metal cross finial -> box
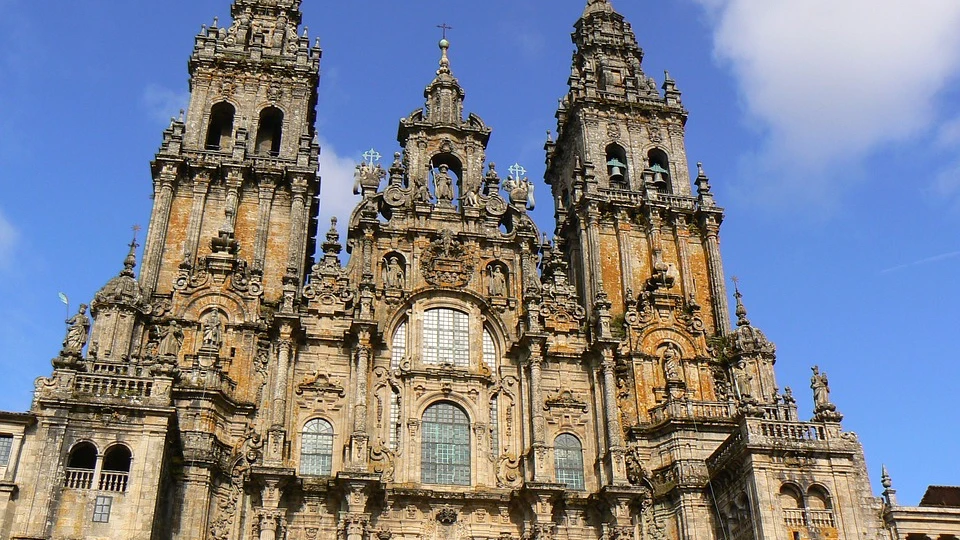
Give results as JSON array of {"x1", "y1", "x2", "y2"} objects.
[
  {"x1": 437, "y1": 23, "x2": 453, "y2": 40},
  {"x1": 131, "y1": 224, "x2": 142, "y2": 244},
  {"x1": 509, "y1": 163, "x2": 527, "y2": 179},
  {"x1": 362, "y1": 148, "x2": 382, "y2": 167}
]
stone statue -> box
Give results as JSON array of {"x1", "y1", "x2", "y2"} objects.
[
  {"x1": 202, "y1": 310, "x2": 224, "y2": 351},
  {"x1": 503, "y1": 176, "x2": 535, "y2": 210},
  {"x1": 158, "y1": 320, "x2": 184, "y2": 358},
  {"x1": 384, "y1": 256, "x2": 404, "y2": 289},
  {"x1": 62, "y1": 304, "x2": 90, "y2": 355},
  {"x1": 662, "y1": 347, "x2": 682, "y2": 383},
  {"x1": 412, "y1": 172, "x2": 431, "y2": 203},
  {"x1": 433, "y1": 164, "x2": 455, "y2": 203},
  {"x1": 811, "y1": 366, "x2": 831, "y2": 408},
  {"x1": 733, "y1": 360, "x2": 753, "y2": 399},
  {"x1": 488, "y1": 265, "x2": 507, "y2": 297}
]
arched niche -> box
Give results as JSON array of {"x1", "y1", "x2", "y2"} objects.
[{"x1": 255, "y1": 106, "x2": 284, "y2": 156}]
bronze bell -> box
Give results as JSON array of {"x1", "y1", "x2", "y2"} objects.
[{"x1": 607, "y1": 157, "x2": 626, "y2": 183}]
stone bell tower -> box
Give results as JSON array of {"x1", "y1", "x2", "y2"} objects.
[
  {"x1": 140, "y1": 0, "x2": 322, "y2": 305},
  {"x1": 546, "y1": 0, "x2": 729, "y2": 335}
]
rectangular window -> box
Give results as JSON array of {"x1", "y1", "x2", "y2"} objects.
[
  {"x1": 0, "y1": 436, "x2": 12, "y2": 467},
  {"x1": 92, "y1": 495, "x2": 112, "y2": 523}
]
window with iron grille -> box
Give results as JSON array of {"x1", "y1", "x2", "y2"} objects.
[
  {"x1": 555, "y1": 434, "x2": 585, "y2": 490},
  {"x1": 422, "y1": 308, "x2": 469, "y2": 367},
  {"x1": 391, "y1": 322, "x2": 406, "y2": 371},
  {"x1": 421, "y1": 402, "x2": 471, "y2": 486},
  {"x1": 92, "y1": 496, "x2": 112, "y2": 523},
  {"x1": 389, "y1": 390, "x2": 401, "y2": 451},
  {"x1": 301, "y1": 419, "x2": 334, "y2": 476}
]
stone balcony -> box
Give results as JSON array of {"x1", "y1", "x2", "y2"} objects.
[
  {"x1": 708, "y1": 416, "x2": 858, "y2": 472},
  {"x1": 34, "y1": 366, "x2": 173, "y2": 409}
]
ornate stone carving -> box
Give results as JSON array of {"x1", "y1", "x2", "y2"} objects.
[
  {"x1": 296, "y1": 371, "x2": 345, "y2": 398},
  {"x1": 544, "y1": 390, "x2": 588, "y2": 412},
  {"x1": 811, "y1": 365, "x2": 843, "y2": 422},
  {"x1": 497, "y1": 453, "x2": 522, "y2": 488},
  {"x1": 420, "y1": 230, "x2": 476, "y2": 288},
  {"x1": 436, "y1": 507, "x2": 459, "y2": 525}
]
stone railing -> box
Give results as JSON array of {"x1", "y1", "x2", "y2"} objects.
[
  {"x1": 783, "y1": 508, "x2": 806, "y2": 528},
  {"x1": 64, "y1": 468, "x2": 94, "y2": 490},
  {"x1": 807, "y1": 509, "x2": 836, "y2": 529},
  {"x1": 74, "y1": 374, "x2": 154, "y2": 399},
  {"x1": 647, "y1": 400, "x2": 737, "y2": 426},
  {"x1": 98, "y1": 471, "x2": 129, "y2": 493},
  {"x1": 749, "y1": 419, "x2": 827, "y2": 442},
  {"x1": 653, "y1": 193, "x2": 698, "y2": 211}
]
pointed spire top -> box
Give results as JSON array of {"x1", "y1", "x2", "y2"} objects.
[
  {"x1": 881, "y1": 464, "x2": 893, "y2": 489},
  {"x1": 733, "y1": 276, "x2": 751, "y2": 327},
  {"x1": 436, "y1": 24, "x2": 453, "y2": 75},
  {"x1": 122, "y1": 225, "x2": 141, "y2": 277}
]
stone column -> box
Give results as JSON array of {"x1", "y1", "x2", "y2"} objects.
[
  {"x1": 254, "y1": 180, "x2": 277, "y2": 270},
  {"x1": 285, "y1": 177, "x2": 309, "y2": 277},
  {"x1": 600, "y1": 352, "x2": 627, "y2": 483},
  {"x1": 702, "y1": 215, "x2": 731, "y2": 333},
  {"x1": 222, "y1": 171, "x2": 242, "y2": 233},
  {"x1": 674, "y1": 215, "x2": 696, "y2": 298},
  {"x1": 141, "y1": 166, "x2": 177, "y2": 295},
  {"x1": 528, "y1": 347, "x2": 547, "y2": 480},
  {"x1": 353, "y1": 345, "x2": 371, "y2": 433},
  {"x1": 271, "y1": 338, "x2": 293, "y2": 428},
  {"x1": 183, "y1": 170, "x2": 212, "y2": 263}
]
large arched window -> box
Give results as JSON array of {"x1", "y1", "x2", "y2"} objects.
[
  {"x1": 205, "y1": 102, "x2": 235, "y2": 151},
  {"x1": 421, "y1": 402, "x2": 470, "y2": 486},
  {"x1": 422, "y1": 308, "x2": 469, "y2": 367},
  {"x1": 65, "y1": 441, "x2": 98, "y2": 489},
  {"x1": 255, "y1": 107, "x2": 284, "y2": 156},
  {"x1": 301, "y1": 419, "x2": 334, "y2": 476},
  {"x1": 100, "y1": 445, "x2": 131, "y2": 492},
  {"x1": 554, "y1": 434, "x2": 585, "y2": 490}
]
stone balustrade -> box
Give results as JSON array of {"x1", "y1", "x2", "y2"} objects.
[
  {"x1": 98, "y1": 471, "x2": 129, "y2": 493},
  {"x1": 64, "y1": 468, "x2": 94, "y2": 490}
]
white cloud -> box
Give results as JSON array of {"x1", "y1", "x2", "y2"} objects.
[
  {"x1": 142, "y1": 84, "x2": 190, "y2": 125},
  {"x1": 0, "y1": 208, "x2": 18, "y2": 268},
  {"x1": 317, "y1": 140, "x2": 361, "y2": 243},
  {"x1": 696, "y1": 0, "x2": 960, "y2": 205}
]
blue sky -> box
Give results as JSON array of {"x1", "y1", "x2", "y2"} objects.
[{"x1": 1, "y1": 0, "x2": 959, "y2": 504}]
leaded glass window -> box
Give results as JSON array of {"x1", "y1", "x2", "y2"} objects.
[
  {"x1": 482, "y1": 329, "x2": 496, "y2": 370},
  {"x1": 421, "y1": 402, "x2": 471, "y2": 486},
  {"x1": 391, "y1": 322, "x2": 406, "y2": 371},
  {"x1": 389, "y1": 390, "x2": 401, "y2": 451},
  {"x1": 422, "y1": 308, "x2": 469, "y2": 367},
  {"x1": 301, "y1": 419, "x2": 334, "y2": 476},
  {"x1": 555, "y1": 434, "x2": 585, "y2": 490},
  {"x1": 0, "y1": 436, "x2": 12, "y2": 467}
]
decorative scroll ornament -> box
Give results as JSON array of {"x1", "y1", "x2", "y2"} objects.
[
  {"x1": 544, "y1": 390, "x2": 588, "y2": 412},
  {"x1": 420, "y1": 230, "x2": 476, "y2": 288}
]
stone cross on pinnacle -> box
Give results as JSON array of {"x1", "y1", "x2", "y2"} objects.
[
  {"x1": 509, "y1": 163, "x2": 527, "y2": 179},
  {"x1": 362, "y1": 149, "x2": 382, "y2": 166}
]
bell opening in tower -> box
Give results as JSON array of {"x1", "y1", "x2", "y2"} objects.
[
  {"x1": 605, "y1": 143, "x2": 629, "y2": 188},
  {"x1": 205, "y1": 102, "x2": 235, "y2": 151},
  {"x1": 255, "y1": 106, "x2": 284, "y2": 157},
  {"x1": 648, "y1": 148, "x2": 671, "y2": 193}
]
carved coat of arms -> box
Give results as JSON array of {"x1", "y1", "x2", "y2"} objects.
[{"x1": 420, "y1": 231, "x2": 476, "y2": 288}]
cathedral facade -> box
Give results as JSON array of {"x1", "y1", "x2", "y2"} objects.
[{"x1": 0, "y1": 1, "x2": 957, "y2": 539}]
